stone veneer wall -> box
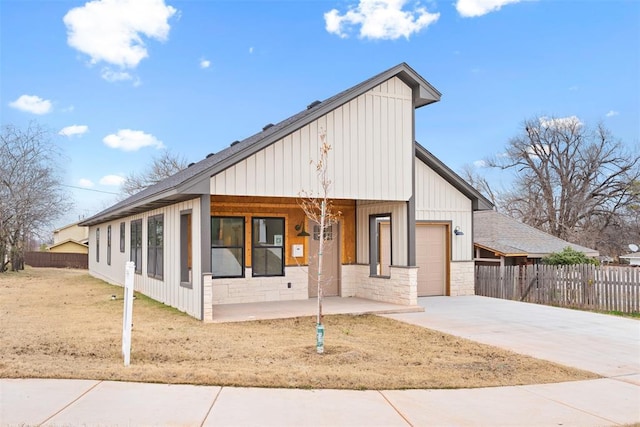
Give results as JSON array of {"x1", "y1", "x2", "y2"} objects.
[
  {"x1": 202, "y1": 263, "x2": 421, "y2": 321},
  {"x1": 211, "y1": 267, "x2": 309, "y2": 305},
  {"x1": 450, "y1": 261, "x2": 475, "y2": 296},
  {"x1": 343, "y1": 264, "x2": 417, "y2": 306}
]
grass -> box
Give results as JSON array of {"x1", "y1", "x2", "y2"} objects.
[{"x1": 0, "y1": 267, "x2": 599, "y2": 390}]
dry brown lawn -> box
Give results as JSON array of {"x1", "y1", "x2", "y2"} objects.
[{"x1": 0, "y1": 267, "x2": 599, "y2": 390}]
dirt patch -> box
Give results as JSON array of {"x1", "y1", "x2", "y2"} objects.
[{"x1": 0, "y1": 267, "x2": 599, "y2": 389}]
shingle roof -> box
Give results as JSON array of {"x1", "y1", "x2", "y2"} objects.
[
  {"x1": 474, "y1": 210, "x2": 599, "y2": 258},
  {"x1": 80, "y1": 63, "x2": 442, "y2": 226}
]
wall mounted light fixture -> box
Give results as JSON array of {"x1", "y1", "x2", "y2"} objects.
[
  {"x1": 295, "y1": 222, "x2": 310, "y2": 237},
  {"x1": 454, "y1": 226, "x2": 464, "y2": 236}
]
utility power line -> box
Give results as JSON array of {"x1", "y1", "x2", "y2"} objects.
[{"x1": 60, "y1": 184, "x2": 120, "y2": 195}]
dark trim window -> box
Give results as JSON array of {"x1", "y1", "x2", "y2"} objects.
[
  {"x1": 147, "y1": 214, "x2": 164, "y2": 280},
  {"x1": 180, "y1": 210, "x2": 192, "y2": 286},
  {"x1": 211, "y1": 216, "x2": 244, "y2": 278},
  {"x1": 252, "y1": 217, "x2": 285, "y2": 277},
  {"x1": 95, "y1": 228, "x2": 100, "y2": 263},
  {"x1": 369, "y1": 214, "x2": 392, "y2": 277},
  {"x1": 107, "y1": 225, "x2": 111, "y2": 266},
  {"x1": 130, "y1": 219, "x2": 142, "y2": 274},
  {"x1": 119, "y1": 222, "x2": 125, "y2": 253}
]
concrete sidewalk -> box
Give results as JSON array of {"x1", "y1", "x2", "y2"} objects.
[
  {"x1": 2, "y1": 377, "x2": 639, "y2": 426},
  {"x1": 2, "y1": 296, "x2": 639, "y2": 426}
]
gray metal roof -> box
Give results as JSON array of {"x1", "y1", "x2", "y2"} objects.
[
  {"x1": 79, "y1": 63, "x2": 444, "y2": 226},
  {"x1": 474, "y1": 210, "x2": 599, "y2": 258}
]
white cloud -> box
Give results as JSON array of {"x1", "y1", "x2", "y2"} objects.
[
  {"x1": 9, "y1": 95, "x2": 52, "y2": 114},
  {"x1": 324, "y1": 0, "x2": 440, "y2": 40},
  {"x1": 605, "y1": 110, "x2": 619, "y2": 117},
  {"x1": 539, "y1": 115, "x2": 583, "y2": 130},
  {"x1": 59, "y1": 125, "x2": 89, "y2": 137},
  {"x1": 568, "y1": 85, "x2": 579, "y2": 91},
  {"x1": 526, "y1": 143, "x2": 550, "y2": 158},
  {"x1": 101, "y1": 68, "x2": 134, "y2": 82},
  {"x1": 455, "y1": 0, "x2": 522, "y2": 18},
  {"x1": 78, "y1": 178, "x2": 94, "y2": 188},
  {"x1": 63, "y1": 0, "x2": 177, "y2": 70},
  {"x1": 200, "y1": 58, "x2": 211, "y2": 69},
  {"x1": 249, "y1": 47, "x2": 254, "y2": 54},
  {"x1": 473, "y1": 159, "x2": 487, "y2": 168},
  {"x1": 99, "y1": 174, "x2": 126, "y2": 186},
  {"x1": 103, "y1": 129, "x2": 164, "y2": 151}
]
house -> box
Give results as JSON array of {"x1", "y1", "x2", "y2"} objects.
[
  {"x1": 79, "y1": 63, "x2": 492, "y2": 321},
  {"x1": 47, "y1": 222, "x2": 89, "y2": 254},
  {"x1": 619, "y1": 252, "x2": 640, "y2": 266},
  {"x1": 474, "y1": 210, "x2": 599, "y2": 266}
]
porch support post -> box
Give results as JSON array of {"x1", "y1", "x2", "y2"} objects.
[
  {"x1": 407, "y1": 195, "x2": 416, "y2": 266},
  {"x1": 200, "y1": 194, "x2": 211, "y2": 321}
]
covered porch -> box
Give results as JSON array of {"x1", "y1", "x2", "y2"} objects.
[{"x1": 207, "y1": 296, "x2": 424, "y2": 323}]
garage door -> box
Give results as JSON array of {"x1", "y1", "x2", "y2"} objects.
[{"x1": 416, "y1": 224, "x2": 448, "y2": 296}]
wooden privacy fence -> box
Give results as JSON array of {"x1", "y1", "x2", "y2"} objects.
[
  {"x1": 24, "y1": 252, "x2": 88, "y2": 269},
  {"x1": 476, "y1": 264, "x2": 640, "y2": 314}
]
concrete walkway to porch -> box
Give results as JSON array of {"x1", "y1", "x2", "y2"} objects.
[{"x1": 210, "y1": 296, "x2": 424, "y2": 322}]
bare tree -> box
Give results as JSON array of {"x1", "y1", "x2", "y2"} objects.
[
  {"x1": 460, "y1": 163, "x2": 500, "y2": 207},
  {"x1": 121, "y1": 150, "x2": 188, "y2": 196},
  {"x1": 487, "y1": 116, "x2": 640, "y2": 256},
  {"x1": 0, "y1": 122, "x2": 72, "y2": 271},
  {"x1": 298, "y1": 132, "x2": 341, "y2": 354}
]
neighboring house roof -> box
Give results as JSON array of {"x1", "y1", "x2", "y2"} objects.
[
  {"x1": 47, "y1": 239, "x2": 89, "y2": 253},
  {"x1": 474, "y1": 210, "x2": 599, "y2": 258},
  {"x1": 620, "y1": 252, "x2": 640, "y2": 260},
  {"x1": 79, "y1": 63, "x2": 448, "y2": 227}
]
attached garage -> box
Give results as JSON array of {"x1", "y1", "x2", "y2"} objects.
[{"x1": 415, "y1": 223, "x2": 450, "y2": 297}]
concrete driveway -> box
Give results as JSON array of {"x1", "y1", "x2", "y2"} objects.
[{"x1": 386, "y1": 295, "x2": 640, "y2": 382}]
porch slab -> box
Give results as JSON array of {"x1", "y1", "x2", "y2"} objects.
[{"x1": 209, "y1": 296, "x2": 424, "y2": 323}]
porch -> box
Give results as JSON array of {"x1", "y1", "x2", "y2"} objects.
[{"x1": 207, "y1": 296, "x2": 424, "y2": 323}]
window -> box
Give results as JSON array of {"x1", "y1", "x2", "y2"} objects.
[
  {"x1": 107, "y1": 225, "x2": 111, "y2": 266},
  {"x1": 369, "y1": 214, "x2": 391, "y2": 277},
  {"x1": 252, "y1": 217, "x2": 284, "y2": 277},
  {"x1": 147, "y1": 214, "x2": 164, "y2": 280},
  {"x1": 130, "y1": 219, "x2": 142, "y2": 274},
  {"x1": 119, "y1": 222, "x2": 125, "y2": 253},
  {"x1": 95, "y1": 228, "x2": 100, "y2": 263},
  {"x1": 180, "y1": 211, "x2": 192, "y2": 285},
  {"x1": 211, "y1": 217, "x2": 244, "y2": 278}
]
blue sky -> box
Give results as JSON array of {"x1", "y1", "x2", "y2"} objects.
[{"x1": 1, "y1": 0, "x2": 639, "y2": 231}]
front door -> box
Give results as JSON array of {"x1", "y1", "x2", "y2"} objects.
[{"x1": 308, "y1": 220, "x2": 340, "y2": 297}]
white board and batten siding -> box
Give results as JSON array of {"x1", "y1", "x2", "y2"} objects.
[
  {"x1": 414, "y1": 158, "x2": 473, "y2": 262},
  {"x1": 356, "y1": 200, "x2": 408, "y2": 266},
  {"x1": 87, "y1": 198, "x2": 203, "y2": 319},
  {"x1": 211, "y1": 77, "x2": 414, "y2": 202}
]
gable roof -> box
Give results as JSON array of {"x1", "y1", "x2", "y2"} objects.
[
  {"x1": 80, "y1": 63, "x2": 442, "y2": 227},
  {"x1": 474, "y1": 210, "x2": 599, "y2": 258},
  {"x1": 47, "y1": 239, "x2": 89, "y2": 250},
  {"x1": 415, "y1": 143, "x2": 493, "y2": 211}
]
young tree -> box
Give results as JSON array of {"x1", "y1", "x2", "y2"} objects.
[
  {"x1": 121, "y1": 150, "x2": 188, "y2": 196},
  {"x1": 487, "y1": 116, "x2": 640, "y2": 255},
  {"x1": 0, "y1": 122, "x2": 72, "y2": 271},
  {"x1": 298, "y1": 132, "x2": 341, "y2": 354}
]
